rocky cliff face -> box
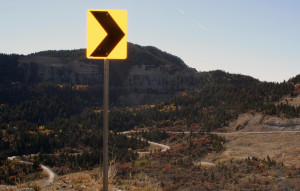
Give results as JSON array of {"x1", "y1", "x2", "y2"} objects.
[
  {"x1": 227, "y1": 112, "x2": 300, "y2": 132},
  {"x1": 123, "y1": 65, "x2": 202, "y2": 92},
  {"x1": 15, "y1": 43, "x2": 260, "y2": 105},
  {"x1": 18, "y1": 56, "x2": 103, "y2": 85},
  {"x1": 16, "y1": 43, "x2": 205, "y2": 105}
]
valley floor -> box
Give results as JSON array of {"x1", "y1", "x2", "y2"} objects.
[{"x1": 2, "y1": 112, "x2": 300, "y2": 191}]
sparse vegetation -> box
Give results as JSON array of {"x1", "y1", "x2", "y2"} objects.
[
  {"x1": 0, "y1": 159, "x2": 44, "y2": 185},
  {"x1": 0, "y1": 49, "x2": 299, "y2": 189},
  {"x1": 123, "y1": 153, "x2": 300, "y2": 190}
]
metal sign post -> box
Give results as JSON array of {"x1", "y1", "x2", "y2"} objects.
[{"x1": 103, "y1": 59, "x2": 109, "y2": 191}]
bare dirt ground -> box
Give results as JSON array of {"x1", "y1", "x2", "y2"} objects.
[
  {"x1": 202, "y1": 112, "x2": 300, "y2": 168},
  {"x1": 280, "y1": 84, "x2": 300, "y2": 107},
  {"x1": 280, "y1": 94, "x2": 300, "y2": 107}
]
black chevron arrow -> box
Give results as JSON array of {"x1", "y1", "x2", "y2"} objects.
[{"x1": 91, "y1": 11, "x2": 125, "y2": 57}]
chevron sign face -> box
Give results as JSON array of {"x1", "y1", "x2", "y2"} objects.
[{"x1": 87, "y1": 10, "x2": 127, "y2": 59}]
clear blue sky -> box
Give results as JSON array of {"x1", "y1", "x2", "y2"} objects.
[{"x1": 0, "y1": 0, "x2": 299, "y2": 82}]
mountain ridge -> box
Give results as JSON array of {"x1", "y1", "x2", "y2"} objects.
[{"x1": 1, "y1": 43, "x2": 298, "y2": 106}]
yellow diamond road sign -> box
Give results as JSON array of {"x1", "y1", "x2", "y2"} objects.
[{"x1": 87, "y1": 10, "x2": 127, "y2": 59}]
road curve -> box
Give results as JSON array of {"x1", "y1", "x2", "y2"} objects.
[
  {"x1": 41, "y1": 165, "x2": 55, "y2": 183},
  {"x1": 119, "y1": 131, "x2": 171, "y2": 153},
  {"x1": 148, "y1": 140, "x2": 170, "y2": 152},
  {"x1": 7, "y1": 156, "x2": 55, "y2": 183},
  {"x1": 137, "y1": 140, "x2": 171, "y2": 154}
]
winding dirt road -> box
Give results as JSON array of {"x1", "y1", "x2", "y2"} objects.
[
  {"x1": 41, "y1": 165, "x2": 55, "y2": 183},
  {"x1": 120, "y1": 131, "x2": 171, "y2": 154},
  {"x1": 7, "y1": 156, "x2": 56, "y2": 183}
]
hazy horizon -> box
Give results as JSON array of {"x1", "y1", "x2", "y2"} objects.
[
  {"x1": 1, "y1": 0, "x2": 299, "y2": 82},
  {"x1": 1, "y1": 43, "x2": 297, "y2": 84}
]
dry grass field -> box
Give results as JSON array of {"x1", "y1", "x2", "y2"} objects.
[{"x1": 202, "y1": 112, "x2": 300, "y2": 168}]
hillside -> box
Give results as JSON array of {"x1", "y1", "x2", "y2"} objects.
[
  {"x1": 24, "y1": 43, "x2": 189, "y2": 85},
  {"x1": 197, "y1": 112, "x2": 300, "y2": 167},
  {"x1": 2, "y1": 43, "x2": 263, "y2": 106},
  {"x1": 8, "y1": 43, "x2": 194, "y2": 105},
  {"x1": 1, "y1": 44, "x2": 300, "y2": 190}
]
